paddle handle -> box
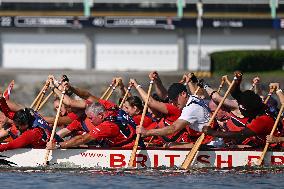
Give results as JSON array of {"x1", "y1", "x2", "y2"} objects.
[
  {"x1": 257, "y1": 104, "x2": 284, "y2": 166},
  {"x1": 100, "y1": 84, "x2": 112, "y2": 99},
  {"x1": 128, "y1": 80, "x2": 153, "y2": 167},
  {"x1": 105, "y1": 81, "x2": 119, "y2": 101},
  {"x1": 194, "y1": 86, "x2": 200, "y2": 95},
  {"x1": 30, "y1": 83, "x2": 48, "y2": 109},
  {"x1": 264, "y1": 94, "x2": 272, "y2": 105},
  {"x1": 34, "y1": 83, "x2": 50, "y2": 111},
  {"x1": 38, "y1": 91, "x2": 54, "y2": 111},
  {"x1": 34, "y1": 92, "x2": 45, "y2": 111},
  {"x1": 217, "y1": 80, "x2": 225, "y2": 93},
  {"x1": 119, "y1": 86, "x2": 131, "y2": 109},
  {"x1": 44, "y1": 89, "x2": 66, "y2": 165},
  {"x1": 264, "y1": 87, "x2": 276, "y2": 105},
  {"x1": 181, "y1": 78, "x2": 236, "y2": 169}
]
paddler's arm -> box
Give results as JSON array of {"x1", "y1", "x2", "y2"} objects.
[
  {"x1": 203, "y1": 126, "x2": 255, "y2": 140},
  {"x1": 149, "y1": 71, "x2": 168, "y2": 100},
  {"x1": 0, "y1": 129, "x2": 41, "y2": 152},
  {"x1": 266, "y1": 135, "x2": 284, "y2": 143},
  {"x1": 270, "y1": 83, "x2": 284, "y2": 105},
  {"x1": 5, "y1": 100, "x2": 24, "y2": 112},
  {"x1": 56, "y1": 128, "x2": 72, "y2": 138},
  {"x1": 136, "y1": 119, "x2": 188, "y2": 137},
  {"x1": 69, "y1": 86, "x2": 100, "y2": 102},
  {"x1": 46, "y1": 133, "x2": 93, "y2": 149},
  {"x1": 203, "y1": 84, "x2": 239, "y2": 111},
  {"x1": 52, "y1": 86, "x2": 87, "y2": 109},
  {"x1": 44, "y1": 116, "x2": 73, "y2": 126},
  {"x1": 130, "y1": 78, "x2": 169, "y2": 114}
]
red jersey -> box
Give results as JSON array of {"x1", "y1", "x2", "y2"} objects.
[
  {"x1": 224, "y1": 112, "x2": 249, "y2": 132},
  {"x1": 89, "y1": 119, "x2": 135, "y2": 147},
  {"x1": 0, "y1": 128, "x2": 46, "y2": 152},
  {"x1": 147, "y1": 103, "x2": 181, "y2": 129},
  {"x1": 242, "y1": 114, "x2": 275, "y2": 146},
  {"x1": 67, "y1": 112, "x2": 81, "y2": 121},
  {"x1": 132, "y1": 114, "x2": 153, "y2": 129},
  {"x1": 247, "y1": 115, "x2": 274, "y2": 136},
  {"x1": 146, "y1": 103, "x2": 190, "y2": 144},
  {"x1": 66, "y1": 118, "x2": 95, "y2": 134},
  {"x1": 3, "y1": 123, "x2": 20, "y2": 142},
  {"x1": 0, "y1": 97, "x2": 15, "y2": 119}
]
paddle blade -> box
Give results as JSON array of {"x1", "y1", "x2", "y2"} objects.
[{"x1": 181, "y1": 133, "x2": 205, "y2": 169}]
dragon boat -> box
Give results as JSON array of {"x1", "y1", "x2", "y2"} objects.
[{"x1": 1, "y1": 147, "x2": 284, "y2": 169}]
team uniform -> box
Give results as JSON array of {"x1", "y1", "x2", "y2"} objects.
[
  {"x1": 0, "y1": 97, "x2": 19, "y2": 140},
  {"x1": 145, "y1": 103, "x2": 190, "y2": 145},
  {"x1": 82, "y1": 99, "x2": 139, "y2": 147},
  {"x1": 0, "y1": 127, "x2": 48, "y2": 152},
  {"x1": 178, "y1": 95, "x2": 213, "y2": 144},
  {"x1": 0, "y1": 97, "x2": 62, "y2": 152},
  {"x1": 241, "y1": 114, "x2": 275, "y2": 147},
  {"x1": 132, "y1": 114, "x2": 153, "y2": 129}
]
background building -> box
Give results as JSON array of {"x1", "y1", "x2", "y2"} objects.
[{"x1": 0, "y1": 0, "x2": 283, "y2": 72}]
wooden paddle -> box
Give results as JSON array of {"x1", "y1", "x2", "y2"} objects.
[
  {"x1": 194, "y1": 86, "x2": 200, "y2": 96},
  {"x1": 44, "y1": 89, "x2": 66, "y2": 165},
  {"x1": 34, "y1": 85, "x2": 48, "y2": 111},
  {"x1": 100, "y1": 84, "x2": 113, "y2": 99},
  {"x1": 37, "y1": 91, "x2": 54, "y2": 111},
  {"x1": 217, "y1": 76, "x2": 227, "y2": 93},
  {"x1": 264, "y1": 87, "x2": 276, "y2": 105},
  {"x1": 30, "y1": 81, "x2": 49, "y2": 109},
  {"x1": 128, "y1": 80, "x2": 154, "y2": 168},
  {"x1": 119, "y1": 85, "x2": 132, "y2": 109},
  {"x1": 256, "y1": 104, "x2": 284, "y2": 166},
  {"x1": 105, "y1": 79, "x2": 119, "y2": 101},
  {"x1": 181, "y1": 78, "x2": 236, "y2": 169}
]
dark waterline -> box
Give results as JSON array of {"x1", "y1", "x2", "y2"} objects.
[{"x1": 1, "y1": 169, "x2": 284, "y2": 189}]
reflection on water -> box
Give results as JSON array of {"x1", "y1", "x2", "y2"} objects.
[{"x1": 1, "y1": 167, "x2": 284, "y2": 189}]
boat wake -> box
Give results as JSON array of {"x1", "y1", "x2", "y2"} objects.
[{"x1": 1, "y1": 164, "x2": 284, "y2": 176}]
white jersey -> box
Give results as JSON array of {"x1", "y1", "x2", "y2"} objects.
[{"x1": 178, "y1": 95, "x2": 210, "y2": 132}]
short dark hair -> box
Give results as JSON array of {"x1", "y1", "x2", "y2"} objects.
[
  {"x1": 167, "y1": 83, "x2": 188, "y2": 101},
  {"x1": 13, "y1": 108, "x2": 35, "y2": 128},
  {"x1": 126, "y1": 96, "x2": 143, "y2": 111},
  {"x1": 239, "y1": 90, "x2": 264, "y2": 112}
]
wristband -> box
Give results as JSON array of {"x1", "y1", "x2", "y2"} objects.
[
  {"x1": 183, "y1": 82, "x2": 188, "y2": 86},
  {"x1": 136, "y1": 85, "x2": 142, "y2": 89}
]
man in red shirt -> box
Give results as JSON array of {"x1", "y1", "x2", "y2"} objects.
[{"x1": 46, "y1": 101, "x2": 138, "y2": 149}]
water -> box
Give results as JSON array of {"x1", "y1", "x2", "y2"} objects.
[{"x1": 1, "y1": 168, "x2": 284, "y2": 189}]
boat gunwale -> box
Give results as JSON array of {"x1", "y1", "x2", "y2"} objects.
[{"x1": 25, "y1": 146, "x2": 284, "y2": 152}]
